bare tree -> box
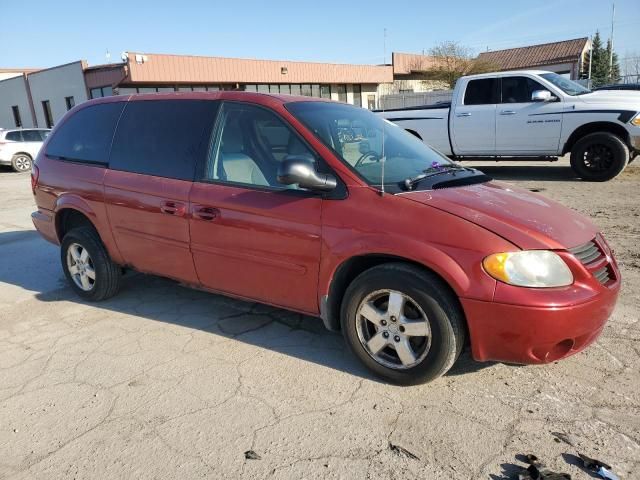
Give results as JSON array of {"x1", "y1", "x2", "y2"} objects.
[
  {"x1": 422, "y1": 41, "x2": 496, "y2": 88},
  {"x1": 621, "y1": 52, "x2": 640, "y2": 83}
]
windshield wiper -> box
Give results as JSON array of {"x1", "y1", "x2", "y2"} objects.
[{"x1": 402, "y1": 164, "x2": 468, "y2": 191}]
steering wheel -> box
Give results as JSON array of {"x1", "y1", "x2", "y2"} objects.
[{"x1": 355, "y1": 151, "x2": 380, "y2": 167}]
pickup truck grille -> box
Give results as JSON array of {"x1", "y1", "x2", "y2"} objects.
[{"x1": 568, "y1": 239, "x2": 614, "y2": 286}]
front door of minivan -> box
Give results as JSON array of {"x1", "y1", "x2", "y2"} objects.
[
  {"x1": 189, "y1": 102, "x2": 323, "y2": 314},
  {"x1": 104, "y1": 98, "x2": 219, "y2": 284}
]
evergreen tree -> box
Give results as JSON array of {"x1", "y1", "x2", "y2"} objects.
[
  {"x1": 590, "y1": 31, "x2": 609, "y2": 87},
  {"x1": 605, "y1": 39, "x2": 622, "y2": 83}
]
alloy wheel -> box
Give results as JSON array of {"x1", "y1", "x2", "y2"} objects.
[
  {"x1": 583, "y1": 144, "x2": 614, "y2": 171},
  {"x1": 14, "y1": 156, "x2": 31, "y2": 171},
  {"x1": 355, "y1": 289, "x2": 431, "y2": 370},
  {"x1": 66, "y1": 243, "x2": 96, "y2": 291}
]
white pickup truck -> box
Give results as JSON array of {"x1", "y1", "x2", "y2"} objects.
[{"x1": 378, "y1": 70, "x2": 640, "y2": 181}]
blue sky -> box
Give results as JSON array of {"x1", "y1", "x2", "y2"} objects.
[{"x1": 1, "y1": 0, "x2": 638, "y2": 68}]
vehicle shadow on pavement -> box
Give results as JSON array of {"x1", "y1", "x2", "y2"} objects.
[
  {"x1": 0, "y1": 230, "x2": 496, "y2": 383},
  {"x1": 465, "y1": 164, "x2": 580, "y2": 182}
]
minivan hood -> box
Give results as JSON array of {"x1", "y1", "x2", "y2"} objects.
[{"x1": 401, "y1": 182, "x2": 598, "y2": 250}]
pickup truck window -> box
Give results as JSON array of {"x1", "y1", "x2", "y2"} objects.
[
  {"x1": 464, "y1": 78, "x2": 499, "y2": 105},
  {"x1": 501, "y1": 77, "x2": 550, "y2": 103},
  {"x1": 540, "y1": 72, "x2": 590, "y2": 96}
]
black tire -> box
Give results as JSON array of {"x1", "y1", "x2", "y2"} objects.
[
  {"x1": 341, "y1": 263, "x2": 465, "y2": 385},
  {"x1": 11, "y1": 153, "x2": 32, "y2": 172},
  {"x1": 60, "y1": 226, "x2": 121, "y2": 301},
  {"x1": 570, "y1": 132, "x2": 629, "y2": 181}
]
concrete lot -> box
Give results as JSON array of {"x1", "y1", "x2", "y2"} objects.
[{"x1": 0, "y1": 158, "x2": 639, "y2": 479}]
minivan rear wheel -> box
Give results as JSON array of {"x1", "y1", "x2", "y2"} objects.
[
  {"x1": 61, "y1": 227, "x2": 121, "y2": 301},
  {"x1": 341, "y1": 263, "x2": 465, "y2": 385},
  {"x1": 11, "y1": 153, "x2": 32, "y2": 172}
]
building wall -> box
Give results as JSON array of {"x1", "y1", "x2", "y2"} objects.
[
  {"x1": 27, "y1": 61, "x2": 89, "y2": 128},
  {"x1": 0, "y1": 75, "x2": 35, "y2": 128}
]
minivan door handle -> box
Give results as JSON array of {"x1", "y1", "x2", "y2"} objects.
[
  {"x1": 160, "y1": 201, "x2": 186, "y2": 216},
  {"x1": 193, "y1": 205, "x2": 220, "y2": 221}
]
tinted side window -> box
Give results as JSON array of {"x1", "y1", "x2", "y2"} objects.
[
  {"x1": 46, "y1": 103, "x2": 125, "y2": 163},
  {"x1": 22, "y1": 130, "x2": 43, "y2": 142},
  {"x1": 464, "y1": 79, "x2": 498, "y2": 105},
  {"x1": 501, "y1": 76, "x2": 551, "y2": 103},
  {"x1": 110, "y1": 100, "x2": 218, "y2": 181},
  {"x1": 6, "y1": 131, "x2": 22, "y2": 142}
]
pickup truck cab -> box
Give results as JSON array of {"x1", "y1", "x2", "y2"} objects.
[{"x1": 378, "y1": 70, "x2": 640, "y2": 181}]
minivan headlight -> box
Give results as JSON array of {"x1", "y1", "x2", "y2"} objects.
[{"x1": 483, "y1": 251, "x2": 573, "y2": 288}]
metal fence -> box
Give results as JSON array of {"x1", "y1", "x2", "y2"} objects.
[{"x1": 379, "y1": 90, "x2": 453, "y2": 110}]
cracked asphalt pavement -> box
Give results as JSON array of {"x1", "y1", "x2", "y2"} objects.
[{"x1": 1, "y1": 158, "x2": 639, "y2": 479}]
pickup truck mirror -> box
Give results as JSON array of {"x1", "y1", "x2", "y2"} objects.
[
  {"x1": 277, "y1": 156, "x2": 337, "y2": 192},
  {"x1": 532, "y1": 90, "x2": 553, "y2": 102}
]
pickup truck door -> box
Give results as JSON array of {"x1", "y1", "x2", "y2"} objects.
[
  {"x1": 451, "y1": 77, "x2": 498, "y2": 155},
  {"x1": 496, "y1": 76, "x2": 563, "y2": 154}
]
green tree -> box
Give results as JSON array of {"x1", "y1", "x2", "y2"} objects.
[
  {"x1": 605, "y1": 39, "x2": 622, "y2": 83},
  {"x1": 590, "y1": 31, "x2": 609, "y2": 87}
]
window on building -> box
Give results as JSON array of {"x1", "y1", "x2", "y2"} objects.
[
  {"x1": 137, "y1": 87, "x2": 157, "y2": 94},
  {"x1": 336, "y1": 85, "x2": 347, "y2": 103},
  {"x1": 301, "y1": 84, "x2": 313, "y2": 97},
  {"x1": 279, "y1": 85, "x2": 291, "y2": 95},
  {"x1": 353, "y1": 85, "x2": 362, "y2": 107},
  {"x1": 290, "y1": 84, "x2": 301, "y2": 96},
  {"x1": 244, "y1": 85, "x2": 257, "y2": 92},
  {"x1": 156, "y1": 87, "x2": 175, "y2": 92},
  {"x1": 464, "y1": 78, "x2": 498, "y2": 105},
  {"x1": 367, "y1": 95, "x2": 376, "y2": 110},
  {"x1": 46, "y1": 102, "x2": 125, "y2": 163},
  {"x1": 257, "y1": 85, "x2": 269, "y2": 94},
  {"x1": 311, "y1": 85, "x2": 321, "y2": 98},
  {"x1": 90, "y1": 88, "x2": 102, "y2": 99},
  {"x1": 11, "y1": 106, "x2": 22, "y2": 127},
  {"x1": 65, "y1": 96, "x2": 75, "y2": 111},
  {"x1": 501, "y1": 76, "x2": 550, "y2": 103},
  {"x1": 42, "y1": 100, "x2": 54, "y2": 128},
  {"x1": 90, "y1": 86, "x2": 113, "y2": 98},
  {"x1": 269, "y1": 85, "x2": 280, "y2": 94},
  {"x1": 320, "y1": 85, "x2": 331, "y2": 99},
  {"x1": 207, "y1": 85, "x2": 220, "y2": 91},
  {"x1": 117, "y1": 87, "x2": 138, "y2": 95},
  {"x1": 110, "y1": 100, "x2": 219, "y2": 181},
  {"x1": 192, "y1": 86, "x2": 206, "y2": 92}
]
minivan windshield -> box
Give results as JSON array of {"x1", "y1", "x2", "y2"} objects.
[
  {"x1": 287, "y1": 101, "x2": 477, "y2": 192},
  {"x1": 540, "y1": 72, "x2": 591, "y2": 96}
]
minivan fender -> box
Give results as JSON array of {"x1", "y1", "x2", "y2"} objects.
[{"x1": 54, "y1": 194, "x2": 125, "y2": 265}]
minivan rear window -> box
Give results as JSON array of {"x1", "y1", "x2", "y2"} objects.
[
  {"x1": 109, "y1": 100, "x2": 219, "y2": 181},
  {"x1": 46, "y1": 102, "x2": 125, "y2": 164}
]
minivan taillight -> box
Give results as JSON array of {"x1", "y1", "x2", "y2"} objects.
[{"x1": 31, "y1": 164, "x2": 39, "y2": 195}]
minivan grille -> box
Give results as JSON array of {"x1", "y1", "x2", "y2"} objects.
[{"x1": 568, "y1": 239, "x2": 614, "y2": 286}]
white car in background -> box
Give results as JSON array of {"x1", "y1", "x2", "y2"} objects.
[{"x1": 0, "y1": 128, "x2": 51, "y2": 172}]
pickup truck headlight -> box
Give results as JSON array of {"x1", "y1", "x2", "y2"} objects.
[
  {"x1": 483, "y1": 251, "x2": 573, "y2": 288},
  {"x1": 631, "y1": 113, "x2": 640, "y2": 127}
]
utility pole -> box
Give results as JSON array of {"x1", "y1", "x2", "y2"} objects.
[
  {"x1": 588, "y1": 36, "x2": 593, "y2": 83},
  {"x1": 609, "y1": 0, "x2": 615, "y2": 81}
]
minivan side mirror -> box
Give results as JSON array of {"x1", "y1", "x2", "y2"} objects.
[
  {"x1": 277, "y1": 156, "x2": 337, "y2": 192},
  {"x1": 532, "y1": 90, "x2": 553, "y2": 102}
]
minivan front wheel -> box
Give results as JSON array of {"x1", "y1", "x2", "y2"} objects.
[
  {"x1": 341, "y1": 263, "x2": 465, "y2": 385},
  {"x1": 11, "y1": 153, "x2": 32, "y2": 172},
  {"x1": 61, "y1": 227, "x2": 121, "y2": 301}
]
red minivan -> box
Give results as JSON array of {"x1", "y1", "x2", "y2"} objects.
[{"x1": 31, "y1": 92, "x2": 620, "y2": 384}]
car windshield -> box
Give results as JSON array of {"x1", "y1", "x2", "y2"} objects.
[
  {"x1": 286, "y1": 101, "x2": 456, "y2": 191},
  {"x1": 540, "y1": 72, "x2": 591, "y2": 96}
]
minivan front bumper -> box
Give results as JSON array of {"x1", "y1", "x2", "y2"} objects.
[{"x1": 461, "y1": 282, "x2": 620, "y2": 364}]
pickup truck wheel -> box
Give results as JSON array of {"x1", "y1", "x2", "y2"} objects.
[
  {"x1": 570, "y1": 132, "x2": 629, "y2": 181},
  {"x1": 11, "y1": 153, "x2": 32, "y2": 172},
  {"x1": 61, "y1": 227, "x2": 121, "y2": 301},
  {"x1": 341, "y1": 263, "x2": 465, "y2": 385}
]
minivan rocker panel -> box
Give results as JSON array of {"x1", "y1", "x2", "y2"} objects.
[{"x1": 31, "y1": 91, "x2": 621, "y2": 385}]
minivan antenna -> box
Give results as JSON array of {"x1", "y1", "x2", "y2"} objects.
[{"x1": 380, "y1": 28, "x2": 387, "y2": 196}]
